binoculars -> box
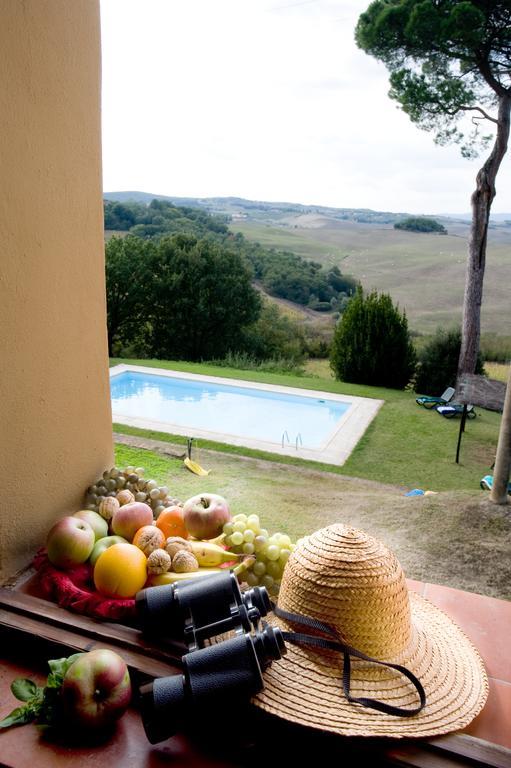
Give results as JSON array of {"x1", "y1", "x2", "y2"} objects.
[
  {"x1": 136, "y1": 570, "x2": 272, "y2": 651},
  {"x1": 136, "y1": 571, "x2": 286, "y2": 743}
]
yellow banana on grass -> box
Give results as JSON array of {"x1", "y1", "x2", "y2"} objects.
[{"x1": 184, "y1": 457, "x2": 210, "y2": 477}]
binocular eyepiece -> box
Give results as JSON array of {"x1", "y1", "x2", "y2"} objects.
[
  {"x1": 135, "y1": 571, "x2": 285, "y2": 744},
  {"x1": 140, "y1": 624, "x2": 285, "y2": 743},
  {"x1": 136, "y1": 570, "x2": 272, "y2": 650}
]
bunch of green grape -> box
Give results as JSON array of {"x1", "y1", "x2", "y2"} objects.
[
  {"x1": 84, "y1": 466, "x2": 180, "y2": 518},
  {"x1": 223, "y1": 514, "x2": 293, "y2": 596}
]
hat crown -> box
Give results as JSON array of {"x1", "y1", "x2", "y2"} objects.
[{"x1": 278, "y1": 524, "x2": 412, "y2": 658}]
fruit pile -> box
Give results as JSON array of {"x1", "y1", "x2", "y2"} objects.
[
  {"x1": 84, "y1": 466, "x2": 179, "y2": 518},
  {"x1": 43, "y1": 465, "x2": 295, "y2": 602}
]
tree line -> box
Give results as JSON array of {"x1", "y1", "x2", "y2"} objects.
[
  {"x1": 106, "y1": 233, "x2": 324, "y2": 365},
  {"x1": 104, "y1": 199, "x2": 357, "y2": 311},
  {"x1": 394, "y1": 217, "x2": 447, "y2": 234}
]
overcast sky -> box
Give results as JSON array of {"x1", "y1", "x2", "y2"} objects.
[{"x1": 100, "y1": 0, "x2": 511, "y2": 215}]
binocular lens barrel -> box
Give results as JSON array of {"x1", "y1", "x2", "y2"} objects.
[
  {"x1": 136, "y1": 571, "x2": 271, "y2": 648},
  {"x1": 140, "y1": 676, "x2": 186, "y2": 746},
  {"x1": 243, "y1": 585, "x2": 272, "y2": 620},
  {"x1": 140, "y1": 626, "x2": 285, "y2": 744},
  {"x1": 135, "y1": 581, "x2": 182, "y2": 638}
]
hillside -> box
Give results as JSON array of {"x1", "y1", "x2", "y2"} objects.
[
  {"x1": 104, "y1": 191, "x2": 409, "y2": 225},
  {"x1": 104, "y1": 191, "x2": 511, "y2": 334},
  {"x1": 104, "y1": 190, "x2": 511, "y2": 226},
  {"x1": 230, "y1": 218, "x2": 510, "y2": 334}
]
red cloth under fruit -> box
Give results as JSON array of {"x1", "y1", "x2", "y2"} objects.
[{"x1": 32, "y1": 550, "x2": 136, "y2": 621}]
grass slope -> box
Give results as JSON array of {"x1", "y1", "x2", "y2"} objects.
[
  {"x1": 111, "y1": 358, "x2": 500, "y2": 492},
  {"x1": 113, "y1": 440, "x2": 511, "y2": 599},
  {"x1": 231, "y1": 219, "x2": 511, "y2": 334}
]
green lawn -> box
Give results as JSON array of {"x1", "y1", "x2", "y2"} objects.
[
  {"x1": 111, "y1": 358, "x2": 501, "y2": 493},
  {"x1": 112, "y1": 440, "x2": 511, "y2": 599}
]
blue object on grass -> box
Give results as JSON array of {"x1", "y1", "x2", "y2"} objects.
[
  {"x1": 480, "y1": 474, "x2": 511, "y2": 493},
  {"x1": 405, "y1": 489, "x2": 425, "y2": 496},
  {"x1": 436, "y1": 403, "x2": 476, "y2": 419}
]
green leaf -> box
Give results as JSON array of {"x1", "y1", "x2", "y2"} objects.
[
  {"x1": 47, "y1": 655, "x2": 72, "y2": 677},
  {"x1": 46, "y1": 652, "x2": 83, "y2": 688},
  {"x1": 10, "y1": 678, "x2": 38, "y2": 702},
  {"x1": 0, "y1": 705, "x2": 36, "y2": 729}
]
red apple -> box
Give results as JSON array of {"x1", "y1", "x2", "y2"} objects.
[
  {"x1": 61, "y1": 648, "x2": 131, "y2": 730},
  {"x1": 183, "y1": 493, "x2": 231, "y2": 540},
  {"x1": 111, "y1": 502, "x2": 153, "y2": 541},
  {"x1": 46, "y1": 516, "x2": 95, "y2": 569},
  {"x1": 73, "y1": 510, "x2": 108, "y2": 541},
  {"x1": 89, "y1": 534, "x2": 128, "y2": 567}
]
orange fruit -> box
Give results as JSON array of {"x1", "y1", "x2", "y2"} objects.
[
  {"x1": 93, "y1": 543, "x2": 147, "y2": 598},
  {"x1": 155, "y1": 506, "x2": 188, "y2": 540}
]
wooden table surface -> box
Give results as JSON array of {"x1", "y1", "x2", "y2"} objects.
[{"x1": 1, "y1": 571, "x2": 510, "y2": 768}]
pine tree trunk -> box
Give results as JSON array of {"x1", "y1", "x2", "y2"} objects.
[
  {"x1": 458, "y1": 94, "x2": 511, "y2": 377},
  {"x1": 490, "y1": 364, "x2": 511, "y2": 505}
]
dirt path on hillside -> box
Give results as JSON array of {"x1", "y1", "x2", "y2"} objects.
[
  {"x1": 114, "y1": 433, "x2": 511, "y2": 600},
  {"x1": 253, "y1": 282, "x2": 334, "y2": 323}
]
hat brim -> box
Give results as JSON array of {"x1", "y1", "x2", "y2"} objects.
[{"x1": 253, "y1": 591, "x2": 488, "y2": 738}]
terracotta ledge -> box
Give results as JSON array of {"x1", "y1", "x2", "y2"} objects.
[{"x1": 406, "y1": 579, "x2": 511, "y2": 749}]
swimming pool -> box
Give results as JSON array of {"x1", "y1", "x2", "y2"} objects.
[{"x1": 110, "y1": 365, "x2": 383, "y2": 465}]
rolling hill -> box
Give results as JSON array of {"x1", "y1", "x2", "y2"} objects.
[{"x1": 104, "y1": 192, "x2": 511, "y2": 334}]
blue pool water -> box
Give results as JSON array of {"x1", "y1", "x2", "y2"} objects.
[{"x1": 110, "y1": 371, "x2": 351, "y2": 449}]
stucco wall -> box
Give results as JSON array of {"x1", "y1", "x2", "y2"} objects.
[{"x1": 0, "y1": 1, "x2": 113, "y2": 578}]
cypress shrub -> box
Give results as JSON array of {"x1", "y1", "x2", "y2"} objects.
[
  {"x1": 330, "y1": 288, "x2": 416, "y2": 389},
  {"x1": 414, "y1": 328, "x2": 485, "y2": 396}
]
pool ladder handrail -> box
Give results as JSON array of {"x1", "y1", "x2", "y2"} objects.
[{"x1": 282, "y1": 431, "x2": 303, "y2": 450}]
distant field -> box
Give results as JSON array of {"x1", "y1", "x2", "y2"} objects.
[
  {"x1": 231, "y1": 218, "x2": 511, "y2": 334},
  {"x1": 484, "y1": 362, "x2": 510, "y2": 382}
]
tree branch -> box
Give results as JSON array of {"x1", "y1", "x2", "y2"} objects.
[
  {"x1": 446, "y1": 105, "x2": 499, "y2": 123},
  {"x1": 477, "y1": 55, "x2": 508, "y2": 97}
]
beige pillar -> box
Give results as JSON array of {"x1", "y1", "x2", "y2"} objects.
[{"x1": 0, "y1": 1, "x2": 113, "y2": 578}]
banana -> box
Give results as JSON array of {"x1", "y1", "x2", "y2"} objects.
[
  {"x1": 189, "y1": 540, "x2": 242, "y2": 567},
  {"x1": 183, "y1": 457, "x2": 210, "y2": 477},
  {"x1": 148, "y1": 568, "x2": 223, "y2": 586},
  {"x1": 232, "y1": 555, "x2": 256, "y2": 578},
  {"x1": 146, "y1": 556, "x2": 255, "y2": 587}
]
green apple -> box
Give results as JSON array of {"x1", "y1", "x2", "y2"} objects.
[
  {"x1": 74, "y1": 510, "x2": 108, "y2": 541},
  {"x1": 46, "y1": 517, "x2": 95, "y2": 569},
  {"x1": 89, "y1": 535, "x2": 128, "y2": 567}
]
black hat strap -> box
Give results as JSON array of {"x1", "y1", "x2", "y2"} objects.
[{"x1": 271, "y1": 603, "x2": 426, "y2": 718}]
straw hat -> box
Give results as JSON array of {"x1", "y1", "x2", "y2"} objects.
[{"x1": 253, "y1": 524, "x2": 488, "y2": 738}]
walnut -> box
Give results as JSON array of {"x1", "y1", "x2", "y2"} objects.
[
  {"x1": 172, "y1": 551, "x2": 199, "y2": 573},
  {"x1": 147, "y1": 548, "x2": 172, "y2": 575},
  {"x1": 98, "y1": 496, "x2": 120, "y2": 521},
  {"x1": 116, "y1": 489, "x2": 135, "y2": 506},
  {"x1": 165, "y1": 536, "x2": 192, "y2": 559},
  {"x1": 135, "y1": 527, "x2": 164, "y2": 556}
]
